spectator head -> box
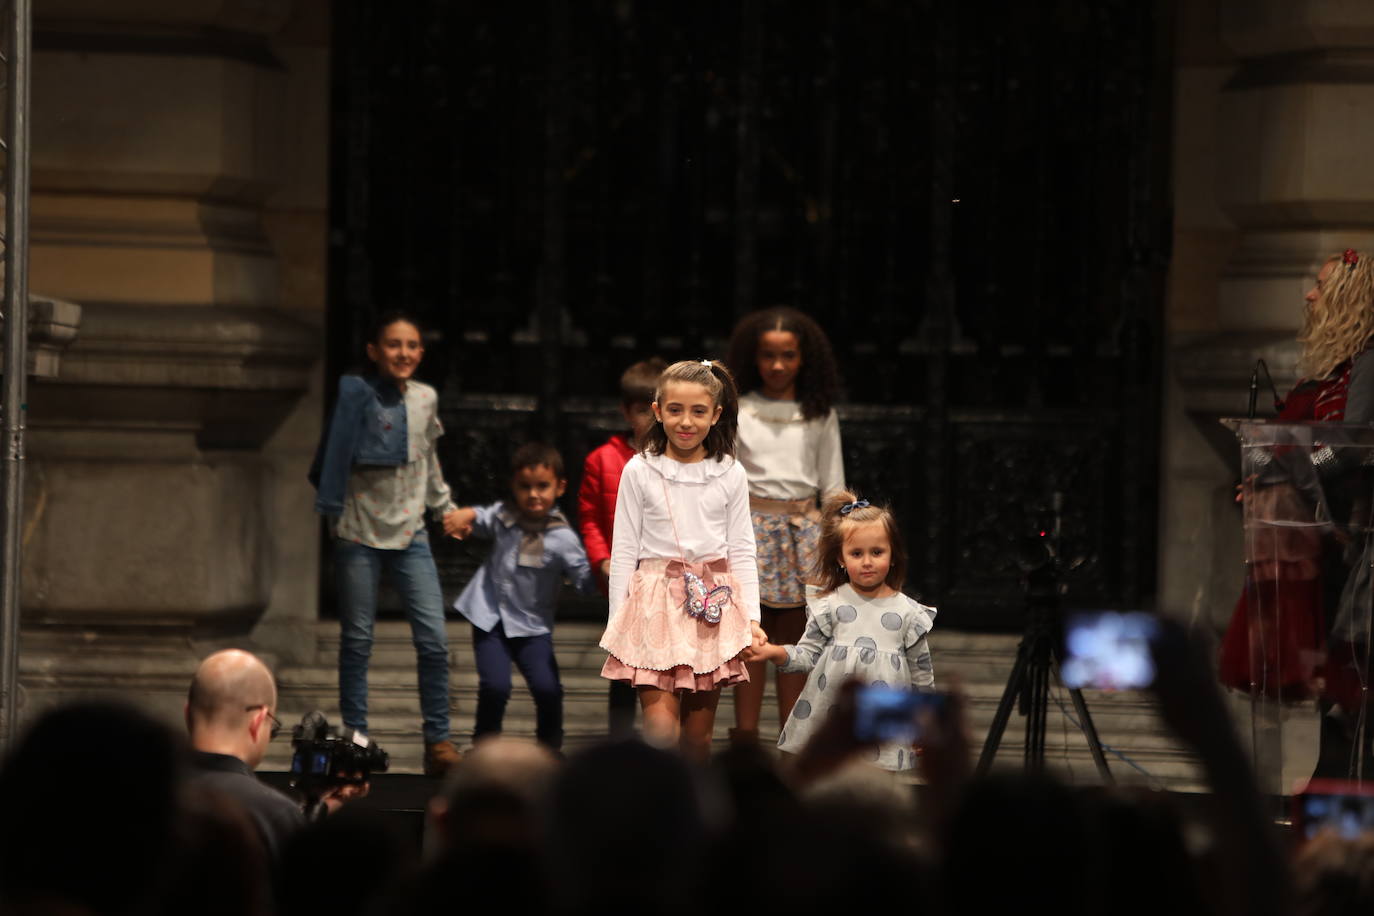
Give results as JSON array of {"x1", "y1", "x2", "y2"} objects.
[
  {"x1": 185, "y1": 649, "x2": 280, "y2": 769},
  {"x1": 1293, "y1": 830, "x2": 1374, "y2": 916},
  {"x1": 0, "y1": 701, "x2": 185, "y2": 914},
  {"x1": 429, "y1": 736, "x2": 559, "y2": 853},
  {"x1": 277, "y1": 806, "x2": 414, "y2": 916},
  {"x1": 548, "y1": 740, "x2": 707, "y2": 916},
  {"x1": 940, "y1": 770, "x2": 1100, "y2": 916}
]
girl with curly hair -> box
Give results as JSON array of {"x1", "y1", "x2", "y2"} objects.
[{"x1": 723, "y1": 307, "x2": 845, "y2": 745}]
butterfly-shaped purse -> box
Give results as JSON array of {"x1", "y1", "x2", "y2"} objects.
[{"x1": 681, "y1": 569, "x2": 732, "y2": 625}]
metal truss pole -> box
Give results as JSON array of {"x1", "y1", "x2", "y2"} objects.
[{"x1": 0, "y1": 0, "x2": 31, "y2": 753}]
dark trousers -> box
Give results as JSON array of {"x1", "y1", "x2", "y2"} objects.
[{"x1": 471, "y1": 622, "x2": 563, "y2": 749}]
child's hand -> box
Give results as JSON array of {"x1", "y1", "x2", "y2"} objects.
[
  {"x1": 750, "y1": 620, "x2": 768, "y2": 649},
  {"x1": 443, "y1": 507, "x2": 476, "y2": 540},
  {"x1": 742, "y1": 641, "x2": 785, "y2": 665}
]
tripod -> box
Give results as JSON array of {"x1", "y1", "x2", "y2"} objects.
[{"x1": 975, "y1": 554, "x2": 1114, "y2": 780}]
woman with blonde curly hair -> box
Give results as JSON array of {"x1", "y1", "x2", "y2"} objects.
[
  {"x1": 1219, "y1": 249, "x2": 1374, "y2": 778},
  {"x1": 1299, "y1": 250, "x2": 1374, "y2": 386}
]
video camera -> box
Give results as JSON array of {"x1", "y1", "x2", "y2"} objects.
[{"x1": 288, "y1": 711, "x2": 389, "y2": 799}]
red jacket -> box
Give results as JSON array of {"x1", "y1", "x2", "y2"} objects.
[{"x1": 578, "y1": 434, "x2": 636, "y2": 587}]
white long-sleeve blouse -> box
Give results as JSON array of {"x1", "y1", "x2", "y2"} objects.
[
  {"x1": 736, "y1": 392, "x2": 845, "y2": 502},
  {"x1": 607, "y1": 451, "x2": 761, "y2": 622}
]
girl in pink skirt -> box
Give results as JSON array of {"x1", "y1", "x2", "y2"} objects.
[{"x1": 600, "y1": 359, "x2": 767, "y2": 761}]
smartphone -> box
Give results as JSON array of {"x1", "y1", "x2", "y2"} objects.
[
  {"x1": 852, "y1": 684, "x2": 945, "y2": 744},
  {"x1": 1294, "y1": 780, "x2": 1374, "y2": 840},
  {"x1": 1060, "y1": 611, "x2": 1159, "y2": 690}
]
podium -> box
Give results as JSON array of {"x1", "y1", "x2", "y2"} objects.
[{"x1": 1223, "y1": 419, "x2": 1374, "y2": 796}]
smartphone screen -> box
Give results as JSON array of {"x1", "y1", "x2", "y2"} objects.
[
  {"x1": 1295, "y1": 780, "x2": 1374, "y2": 840},
  {"x1": 1061, "y1": 611, "x2": 1158, "y2": 690},
  {"x1": 852, "y1": 685, "x2": 944, "y2": 744}
]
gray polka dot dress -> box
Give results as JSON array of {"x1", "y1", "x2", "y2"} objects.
[{"x1": 777, "y1": 584, "x2": 937, "y2": 771}]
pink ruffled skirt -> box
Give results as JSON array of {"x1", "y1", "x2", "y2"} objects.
[{"x1": 600, "y1": 558, "x2": 752, "y2": 693}]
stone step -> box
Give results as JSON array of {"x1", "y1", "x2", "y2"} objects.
[
  {"x1": 271, "y1": 677, "x2": 784, "y2": 734},
  {"x1": 312, "y1": 620, "x2": 611, "y2": 666},
  {"x1": 311, "y1": 622, "x2": 1026, "y2": 681},
  {"x1": 273, "y1": 682, "x2": 1178, "y2": 752},
  {"x1": 275, "y1": 621, "x2": 1208, "y2": 789}
]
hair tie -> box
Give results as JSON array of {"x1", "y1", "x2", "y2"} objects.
[
  {"x1": 839, "y1": 499, "x2": 870, "y2": 516},
  {"x1": 700, "y1": 359, "x2": 713, "y2": 368},
  {"x1": 1345, "y1": 248, "x2": 1360, "y2": 269}
]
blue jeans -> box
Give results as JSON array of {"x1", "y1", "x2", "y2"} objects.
[
  {"x1": 334, "y1": 531, "x2": 450, "y2": 743},
  {"x1": 471, "y1": 622, "x2": 563, "y2": 749}
]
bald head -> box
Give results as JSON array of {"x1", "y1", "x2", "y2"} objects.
[
  {"x1": 434, "y1": 737, "x2": 559, "y2": 851},
  {"x1": 187, "y1": 649, "x2": 276, "y2": 730},
  {"x1": 443, "y1": 737, "x2": 559, "y2": 807}
]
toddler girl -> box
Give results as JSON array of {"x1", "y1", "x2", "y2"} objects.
[{"x1": 746, "y1": 490, "x2": 935, "y2": 771}]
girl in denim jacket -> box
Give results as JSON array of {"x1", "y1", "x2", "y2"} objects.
[{"x1": 310, "y1": 311, "x2": 465, "y2": 776}]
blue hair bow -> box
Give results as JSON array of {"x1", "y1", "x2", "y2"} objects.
[{"x1": 839, "y1": 499, "x2": 870, "y2": 516}]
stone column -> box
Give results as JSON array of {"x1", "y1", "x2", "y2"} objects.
[{"x1": 15, "y1": 1, "x2": 329, "y2": 725}]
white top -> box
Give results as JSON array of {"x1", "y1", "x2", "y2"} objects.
[
  {"x1": 736, "y1": 392, "x2": 845, "y2": 501},
  {"x1": 608, "y1": 452, "x2": 761, "y2": 622},
  {"x1": 335, "y1": 380, "x2": 458, "y2": 549}
]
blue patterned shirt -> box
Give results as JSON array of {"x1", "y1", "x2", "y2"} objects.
[{"x1": 452, "y1": 501, "x2": 596, "y2": 636}]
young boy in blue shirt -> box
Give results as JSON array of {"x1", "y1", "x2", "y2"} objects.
[{"x1": 450, "y1": 442, "x2": 595, "y2": 750}]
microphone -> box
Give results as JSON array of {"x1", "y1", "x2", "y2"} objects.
[
  {"x1": 1249, "y1": 358, "x2": 1285, "y2": 418},
  {"x1": 1248, "y1": 363, "x2": 1259, "y2": 419}
]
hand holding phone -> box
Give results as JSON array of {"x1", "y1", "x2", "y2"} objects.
[
  {"x1": 1295, "y1": 780, "x2": 1374, "y2": 840},
  {"x1": 1061, "y1": 611, "x2": 1159, "y2": 690},
  {"x1": 852, "y1": 684, "x2": 946, "y2": 745}
]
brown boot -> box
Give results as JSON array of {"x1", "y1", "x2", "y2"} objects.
[
  {"x1": 424, "y1": 740, "x2": 462, "y2": 777},
  {"x1": 728, "y1": 728, "x2": 758, "y2": 748}
]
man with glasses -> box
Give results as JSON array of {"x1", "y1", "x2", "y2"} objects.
[{"x1": 185, "y1": 648, "x2": 304, "y2": 859}]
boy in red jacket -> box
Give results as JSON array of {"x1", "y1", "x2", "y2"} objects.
[{"x1": 578, "y1": 357, "x2": 664, "y2": 738}]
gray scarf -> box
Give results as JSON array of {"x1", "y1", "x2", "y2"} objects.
[{"x1": 497, "y1": 503, "x2": 569, "y2": 568}]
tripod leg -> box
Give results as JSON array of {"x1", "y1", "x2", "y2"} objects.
[
  {"x1": 976, "y1": 640, "x2": 1032, "y2": 777},
  {"x1": 1066, "y1": 687, "x2": 1113, "y2": 782},
  {"x1": 1026, "y1": 644, "x2": 1050, "y2": 772}
]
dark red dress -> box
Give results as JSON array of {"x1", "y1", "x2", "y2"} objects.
[{"x1": 1217, "y1": 363, "x2": 1352, "y2": 700}]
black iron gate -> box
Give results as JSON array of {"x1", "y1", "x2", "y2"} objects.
[{"x1": 327, "y1": 0, "x2": 1171, "y2": 629}]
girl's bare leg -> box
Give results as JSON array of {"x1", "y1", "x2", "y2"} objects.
[
  {"x1": 733, "y1": 659, "x2": 768, "y2": 734},
  {"x1": 769, "y1": 606, "x2": 808, "y2": 722},
  {"x1": 679, "y1": 688, "x2": 722, "y2": 763},
  {"x1": 734, "y1": 604, "x2": 788, "y2": 736},
  {"x1": 638, "y1": 686, "x2": 682, "y2": 749}
]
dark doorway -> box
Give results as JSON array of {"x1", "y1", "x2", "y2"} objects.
[{"x1": 327, "y1": 0, "x2": 1172, "y2": 629}]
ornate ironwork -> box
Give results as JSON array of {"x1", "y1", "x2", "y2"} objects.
[{"x1": 328, "y1": 0, "x2": 1169, "y2": 628}]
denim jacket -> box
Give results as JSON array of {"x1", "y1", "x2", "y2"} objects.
[{"x1": 309, "y1": 374, "x2": 410, "y2": 515}]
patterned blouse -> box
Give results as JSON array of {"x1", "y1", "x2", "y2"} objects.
[{"x1": 335, "y1": 379, "x2": 458, "y2": 549}]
